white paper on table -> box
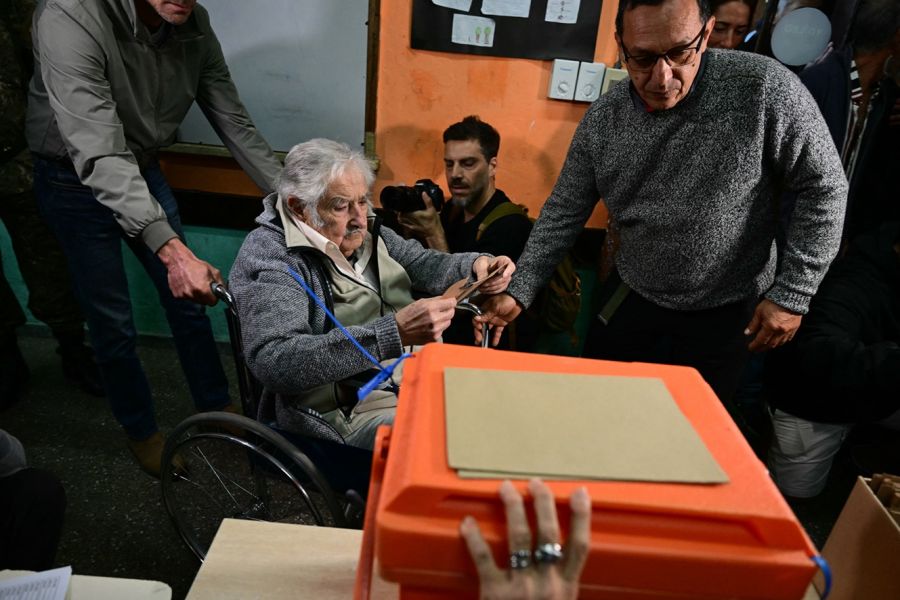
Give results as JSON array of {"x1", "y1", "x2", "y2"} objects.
[
  {"x1": 481, "y1": 0, "x2": 531, "y2": 18},
  {"x1": 433, "y1": 0, "x2": 472, "y2": 11},
  {"x1": 545, "y1": 0, "x2": 581, "y2": 24},
  {"x1": 0, "y1": 567, "x2": 71, "y2": 600},
  {"x1": 451, "y1": 14, "x2": 496, "y2": 47}
]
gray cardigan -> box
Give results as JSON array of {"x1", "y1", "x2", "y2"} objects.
[
  {"x1": 507, "y1": 49, "x2": 848, "y2": 314},
  {"x1": 229, "y1": 194, "x2": 482, "y2": 395}
]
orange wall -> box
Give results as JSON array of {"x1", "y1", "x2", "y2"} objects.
[
  {"x1": 374, "y1": 0, "x2": 620, "y2": 227},
  {"x1": 161, "y1": 1, "x2": 621, "y2": 228}
]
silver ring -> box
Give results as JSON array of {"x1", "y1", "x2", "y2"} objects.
[
  {"x1": 533, "y1": 542, "x2": 563, "y2": 564},
  {"x1": 509, "y1": 549, "x2": 532, "y2": 570}
]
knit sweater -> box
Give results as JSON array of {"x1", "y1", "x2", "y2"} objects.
[
  {"x1": 228, "y1": 193, "x2": 482, "y2": 395},
  {"x1": 507, "y1": 49, "x2": 848, "y2": 314}
]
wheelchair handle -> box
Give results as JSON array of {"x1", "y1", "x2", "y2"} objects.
[
  {"x1": 455, "y1": 300, "x2": 490, "y2": 349},
  {"x1": 211, "y1": 282, "x2": 236, "y2": 311}
]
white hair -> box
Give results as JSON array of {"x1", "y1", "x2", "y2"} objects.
[{"x1": 276, "y1": 138, "x2": 375, "y2": 228}]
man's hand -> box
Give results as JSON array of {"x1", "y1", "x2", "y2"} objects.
[
  {"x1": 472, "y1": 255, "x2": 515, "y2": 295},
  {"x1": 745, "y1": 298, "x2": 802, "y2": 352},
  {"x1": 474, "y1": 293, "x2": 523, "y2": 347},
  {"x1": 157, "y1": 237, "x2": 222, "y2": 306},
  {"x1": 395, "y1": 296, "x2": 458, "y2": 345},
  {"x1": 396, "y1": 193, "x2": 449, "y2": 251}
]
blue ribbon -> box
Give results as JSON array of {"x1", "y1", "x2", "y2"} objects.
[{"x1": 286, "y1": 267, "x2": 410, "y2": 401}]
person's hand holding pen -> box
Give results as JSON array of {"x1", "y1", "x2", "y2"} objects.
[{"x1": 460, "y1": 479, "x2": 591, "y2": 600}]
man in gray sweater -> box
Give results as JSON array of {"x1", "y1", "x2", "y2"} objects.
[{"x1": 479, "y1": 0, "x2": 848, "y2": 403}]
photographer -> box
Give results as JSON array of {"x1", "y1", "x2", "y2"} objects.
[
  {"x1": 388, "y1": 116, "x2": 535, "y2": 349},
  {"x1": 390, "y1": 116, "x2": 532, "y2": 261}
]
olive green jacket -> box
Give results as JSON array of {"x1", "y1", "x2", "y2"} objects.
[{"x1": 26, "y1": 0, "x2": 282, "y2": 251}]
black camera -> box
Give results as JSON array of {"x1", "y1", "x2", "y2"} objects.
[{"x1": 380, "y1": 179, "x2": 444, "y2": 213}]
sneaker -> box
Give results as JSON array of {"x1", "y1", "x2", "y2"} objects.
[
  {"x1": 127, "y1": 432, "x2": 185, "y2": 478},
  {"x1": 58, "y1": 343, "x2": 105, "y2": 398}
]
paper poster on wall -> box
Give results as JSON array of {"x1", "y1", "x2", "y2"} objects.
[
  {"x1": 433, "y1": 0, "x2": 473, "y2": 9},
  {"x1": 545, "y1": 0, "x2": 580, "y2": 23},
  {"x1": 452, "y1": 15, "x2": 496, "y2": 47},
  {"x1": 412, "y1": 0, "x2": 604, "y2": 61},
  {"x1": 482, "y1": 0, "x2": 531, "y2": 18}
]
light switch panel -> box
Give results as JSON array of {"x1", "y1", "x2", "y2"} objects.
[
  {"x1": 548, "y1": 59, "x2": 579, "y2": 100},
  {"x1": 575, "y1": 62, "x2": 606, "y2": 102}
]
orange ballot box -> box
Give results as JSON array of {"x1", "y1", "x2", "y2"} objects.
[{"x1": 356, "y1": 344, "x2": 818, "y2": 600}]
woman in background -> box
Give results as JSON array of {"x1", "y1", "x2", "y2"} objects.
[{"x1": 709, "y1": 0, "x2": 756, "y2": 49}]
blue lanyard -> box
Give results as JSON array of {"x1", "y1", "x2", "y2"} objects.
[{"x1": 286, "y1": 267, "x2": 411, "y2": 401}]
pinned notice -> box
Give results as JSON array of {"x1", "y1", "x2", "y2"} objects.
[
  {"x1": 545, "y1": 0, "x2": 580, "y2": 24},
  {"x1": 451, "y1": 14, "x2": 496, "y2": 47}
]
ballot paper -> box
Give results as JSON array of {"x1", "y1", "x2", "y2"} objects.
[
  {"x1": 444, "y1": 368, "x2": 728, "y2": 483},
  {"x1": 0, "y1": 567, "x2": 70, "y2": 600}
]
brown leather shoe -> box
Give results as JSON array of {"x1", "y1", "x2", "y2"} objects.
[{"x1": 127, "y1": 432, "x2": 185, "y2": 478}]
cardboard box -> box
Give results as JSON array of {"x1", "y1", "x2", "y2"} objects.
[{"x1": 814, "y1": 477, "x2": 900, "y2": 599}]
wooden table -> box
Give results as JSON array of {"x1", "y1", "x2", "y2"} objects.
[
  {"x1": 187, "y1": 518, "x2": 822, "y2": 599},
  {"x1": 186, "y1": 519, "x2": 396, "y2": 599}
]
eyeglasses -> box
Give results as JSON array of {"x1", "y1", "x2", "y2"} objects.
[{"x1": 621, "y1": 21, "x2": 707, "y2": 72}]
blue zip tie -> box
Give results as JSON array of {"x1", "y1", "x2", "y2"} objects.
[
  {"x1": 286, "y1": 267, "x2": 411, "y2": 401},
  {"x1": 812, "y1": 555, "x2": 832, "y2": 599},
  {"x1": 356, "y1": 352, "x2": 412, "y2": 401}
]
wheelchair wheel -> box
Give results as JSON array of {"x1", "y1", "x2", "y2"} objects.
[{"x1": 161, "y1": 412, "x2": 347, "y2": 561}]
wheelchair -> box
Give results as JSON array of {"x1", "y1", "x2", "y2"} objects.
[
  {"x1": 161, "y1": 282, "x2": 490, "y2": 560},
  {"x1": 160, "y1": 283, "x2": 373, "y2": 560}
]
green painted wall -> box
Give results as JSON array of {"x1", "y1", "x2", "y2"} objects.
[{"x1": 1, "y1": 223, "x2": 245, "y2": 343}]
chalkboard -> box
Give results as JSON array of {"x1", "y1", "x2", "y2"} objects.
[
  {"x1": 411, "y1": 0, "x2": 604, "y2": 61},
  {"x1": 176, "y1": 0, "x2": 368, "y2": 152}
]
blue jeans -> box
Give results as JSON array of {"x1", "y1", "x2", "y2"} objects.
[{"x1": 33, "y1": 157, "x2": 229, "y2": 440}]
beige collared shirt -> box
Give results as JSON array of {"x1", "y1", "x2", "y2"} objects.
[{"x1": 277, "y1": 197, "x2": 378, "y2": 290}]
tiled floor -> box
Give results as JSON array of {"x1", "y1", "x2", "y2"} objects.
[{"x1": 2, "y1": 327, "x2": 865, "y2": 599}]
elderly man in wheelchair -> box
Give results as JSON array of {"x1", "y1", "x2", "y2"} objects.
[{"x1": 229, "y1": 138, "x2": 514, "y2": 450}]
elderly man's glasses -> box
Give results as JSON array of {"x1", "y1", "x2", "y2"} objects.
[{"x1": 621, "y1": 21, "x2": 707, "y2": 72}]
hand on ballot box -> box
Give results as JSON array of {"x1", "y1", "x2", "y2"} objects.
[{"x1": 460, "y1": 479, "x2": 590, "y2": 600}]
